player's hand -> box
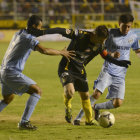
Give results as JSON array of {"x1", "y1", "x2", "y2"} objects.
[
  {"x1": 113, "y1": 52, "x2": 120, "y2": 58},
  {"x1": 120, "y1": 60, "x2": 131, "y2": 68},
  {"x1": 60, "y1": 47, "x2": 75, "y2": 62}
]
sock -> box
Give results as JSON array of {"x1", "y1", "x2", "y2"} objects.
[
  {"x1": 95, "y1": 100, "x2": 114, "y2": 110},
  {"x1": 64, "y1": 95, "x2": 72, "y2": 109},
  {"x1": 81, "y1": 98, "x2": 93, "y2": 123},
  {"x1": 90, "y1": 95, "x2": 96, "y2": 105},
  {"x1": 75, "y1": 95, "x2": 96, "y2": 121},
  {"x1": 20, "y1": 93, "x2": 40, "y2": 123},
  {"x1": 0, "y1": 100, "x2": 8, "y2": 112}
]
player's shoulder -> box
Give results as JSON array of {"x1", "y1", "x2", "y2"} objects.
[
  {"x1": 74, "y1": 29, "x2": 90, "y2": 39},
  {"x1": 17, "y1": 29, "x2": 36, "y2": 40},
  {"x1": 109, "y1": 28, "x2": 120, "y2": 34},
  {"x1": 128, "y1": 30, "x2": 137, "y2": 38},
  {"x1": 76, "y1": 29, "x2": 90, "y2": 36}
]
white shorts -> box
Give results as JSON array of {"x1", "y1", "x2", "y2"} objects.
[
  {"x1": 0, "y1": 69, "x2": 36, "y2": 96},
  {"x1": 94, "y1": 70, "x2": 125, "y2": 100}
]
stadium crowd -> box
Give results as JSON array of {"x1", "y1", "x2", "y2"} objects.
[
  {"x1": 0, "y1": 0, "x2": 138, "y2": 22},
  {"x1": 0, "y1": 0, "x2": 132, "y2": 15}
]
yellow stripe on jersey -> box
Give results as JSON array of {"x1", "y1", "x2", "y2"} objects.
[
  {"x1": 81, "y1": 69, "x2": 84, "y2": 74},
  {"x1": 64, "y1": 61, "x2": 69, "y2": 70},
  {"x1": 81, "y1": 64, "x2": 85, "y2": 74}
]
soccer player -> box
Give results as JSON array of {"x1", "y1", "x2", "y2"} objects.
[
  {"x1": 0, "y1": 15, "x2": 75, "y2": 130},
  {"x1": 74, "y1": 14, "x2": 140, "y2": 125}
]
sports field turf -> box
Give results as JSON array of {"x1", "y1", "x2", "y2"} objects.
[{"x1": 0, "y1": 40, "x2": 140, "y2": 140}]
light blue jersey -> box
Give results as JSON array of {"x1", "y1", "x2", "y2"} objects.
[
  {"x1": 103, "y1": 28, "x2": 140, "y2": 78},
  {"x1": 0, "y1": 30, "x2": 39, "y2": 95},
  {"x1": 1, "y1": 29, "x2": 39, "y2": 72}
]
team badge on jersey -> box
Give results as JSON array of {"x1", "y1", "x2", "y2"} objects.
[
  {"x1": 75, "y1": 30, "x2": 79, "y2": 36},
  {"x1": 92, "y1": 46, "x2": 98, "y2": 51},
  {"x1": 66, "y1": 29, "x2": 71, "y2": 35},
  {"x1": 128, "y1": 38, "x2": 133, "y2": 44}
]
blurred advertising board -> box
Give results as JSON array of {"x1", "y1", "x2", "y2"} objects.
[{"x1": 1, "y1": 20, "x2": 140, "y2": 29}]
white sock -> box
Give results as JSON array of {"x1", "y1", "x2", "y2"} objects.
[
  {"x1": 95, "y1": 100, "x2": 114, "y2": 110},
  {"x1": 20, "y1": 93, "x2": 40, "y2": 123}
]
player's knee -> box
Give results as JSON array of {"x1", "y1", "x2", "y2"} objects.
[
  {"x1": 3, "y1": 94, "x2": 15, "y2": 104},
  {"x1": 79, "y1": 92, "x2": 89, "y2": 100},
  {"x1": 28, "y1": 84, "x2": 42, "y2": 96},
  {"x1": 113, "y1": 99, "x2": 123, "y2": 108},
  {"x1": 93, "y1": 89, "x2": 101, "y2": 99},
  {"x1": 35, "y1": 86, "x2": 42, "y2": 96},
  {"x1": 65, "y1": 94, "x2": 72, "y2": 99},
  {"x1": 114, "y1": 103, "x2": 121, "y2": 108},
  {"x1": 65, "y1": 88, "x2": 75, "y2": 99},
  {"x1": 81, "y1": 94, "x2": 89, "y2": 100}
]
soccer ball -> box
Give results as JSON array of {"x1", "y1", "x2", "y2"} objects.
[{"x1": 98, "y1": 111, "x2": 115, "y2": 128}]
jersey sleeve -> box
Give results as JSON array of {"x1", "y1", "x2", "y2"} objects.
[
  {"x1": 131, "y1": 36, "x2": 140, "y2": 50},
  {"x1": 27, "y1": 27, "x2": 86, "y2": 40},
  {"x1": 100, "y1": 49, "x2": 108, "y2": 58},
  {"x1": 44, "y1": 28, "x2": 86, "y2": 40},
  {"x1": 100, "y1": 49, "x2": 130, "y2": 68},
  {"x1": 27, "y1": 35, "x2": 39, "y2": 50}
]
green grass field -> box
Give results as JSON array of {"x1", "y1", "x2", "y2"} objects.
[{"x1": 0, "y1": 40, "x2": 140, "y2": 140}]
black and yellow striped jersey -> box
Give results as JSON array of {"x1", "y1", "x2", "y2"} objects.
[{"x1": 55, "y1": 28, "x2": 105, "y2": 76}]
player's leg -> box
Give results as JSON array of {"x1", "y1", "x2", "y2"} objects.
[
  {"x1": 0, "y1": 81, "x2": 15, "y2": 112},
  {"x1": 113, "y1": 98, "x2": 123, "y2": 108},
  {"x1": 78, "y1": 91, "x2": 93, "y2": 124},
  {"x1": 0, "y1": 94, "x2": 15, "y2": 112},
  {"x1": 59, "y1": 72, "x2": 75, "y2": 123},
  {"x1": 74, "y1": 72, "x2": 108, "y2": 124},
  {"x1": 18, "y1": 84, "x2": 41, "y2": 130},
  {"x1": 74, "y1": 89, "x2": 100, "y2": 124},
  {"x1": 6, "y1": 71, "x2": 42, "y2": 130},
  {"x1": 94, "y1": 77, "x2": 125, "y2": 112},
  {"x1": 1, "y1": 69, "x2": 40, "y2": 130},
  {"x1": 64, "y1": 83, "x2": 75, "y2": 110},
  {"x1": 64, "y1": 83, "x2": 75, "y2": 123},
  {"x1": 95, "y1": 98, "x2": 123, "y2": 109}
]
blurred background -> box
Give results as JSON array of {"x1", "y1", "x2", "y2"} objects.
[
  {"x1": 0, "y1": 0, "x2": 140, "y2": 29},
  {"x1": 0, "y1": 0, "x2": 140, "y2": 41}
]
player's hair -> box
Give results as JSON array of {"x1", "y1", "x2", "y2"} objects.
[
  {"x1": 94, "y1": 25, "x2": 109, "y2": 38},
  {"x1": 119, "y1": 14, "x2": 134, "y2": 23},
  {"x1": 27, "y1": 15, "x2": 42, "y2": 29}
]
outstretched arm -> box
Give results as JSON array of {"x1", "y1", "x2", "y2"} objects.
[
  {"x1": 27, "y1": 27, "x2": 85, "y2": 39},
  {"x1": 135, "y1": 49, "x2": 140, "y2": 58},
  {"x1": 27, "y1": 27, "x2": 65, "y2": 37},
  {"x1": 35, "y1": 44, "x2": 75, "y2": 62},
  {"x1": 100, "y1": 50, "x2": 131, "y2": 68}
]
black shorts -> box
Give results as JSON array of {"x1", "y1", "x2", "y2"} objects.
[{"x1": 59, "y1": 71, "x2": 89, "y2": 92}]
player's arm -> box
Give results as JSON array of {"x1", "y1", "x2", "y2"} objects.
[
  {"x1": 35, "y1": 44, "x2": 75, "y2": 62},
  {"x1": 27, "y1": 27, "x2": 83, "y2": 39},
  {"x1": 107, "y1": 51, "x2": 120, "y2": 58},
  {"x1": 47, "y1": 28, "x2": 86, "y2": 39},
  {"x1": 100, "y1": 50, "x2": 131, "y2": 68},
  {"x1": 131, "y1": 37, "x2": 140, "y2": 58},
  {"x1": 135, "y1": 49, "x2": 140, "y2": 58}
]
